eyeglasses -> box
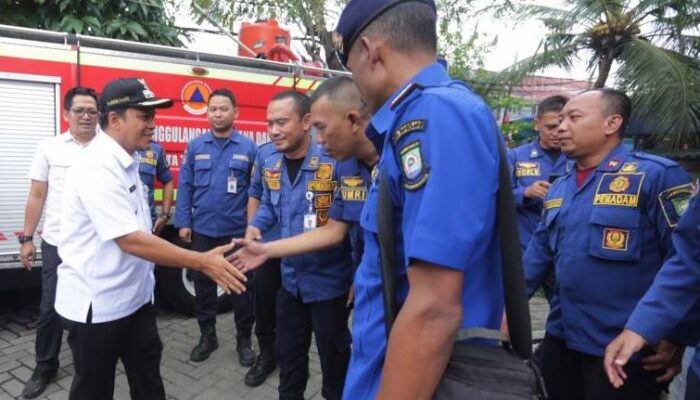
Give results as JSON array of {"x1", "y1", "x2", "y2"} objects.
[{"x1": 70, "y1": 108, "x2": 98, "y2": 118}]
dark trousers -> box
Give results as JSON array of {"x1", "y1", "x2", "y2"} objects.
[
  {"x1": 276, "y1": 288, "x2": 351, "y2": 400},
  {"x1": 686, "y1": 368, "x2": 700, "y2": 400},
  {"x1": 254, "y1": 257, "x2": 281, "y2": 355},
  {"x1": 538, "y1": 334, "x2": 664, "y2": 400},
  {"x1": 191, "y1": 232, "x2": 254, "y2": 337},
  {"x1": 34, "y1": 240, "x2": 63, "y2": 376},
  {"x1": 62, "y1": 303, "x2": 165, "y2": 400}
]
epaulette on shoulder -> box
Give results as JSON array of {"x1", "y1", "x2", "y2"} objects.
[
  {"x1": 632, "y1": 152, "x2": 678, "y2": 168},
  {"x1": 390, "y1": 83, "x2": 424, "y2": 110}
]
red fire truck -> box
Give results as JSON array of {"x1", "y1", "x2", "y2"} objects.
[{"x1": 0, "y1": 23, "x2": 339, "y2": 314}]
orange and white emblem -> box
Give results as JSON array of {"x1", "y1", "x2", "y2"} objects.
[{"x1": 181, "y1": 80, "x2": 212, "y2": 115}]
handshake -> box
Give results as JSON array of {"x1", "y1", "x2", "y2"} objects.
[{"x1": 184, "y1": 225, "x2": 270, "y2": 296}]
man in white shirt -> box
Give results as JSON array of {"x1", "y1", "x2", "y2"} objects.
[
  {"x1": 56, "y1": 77, "x2": 247, "y2": 400},
  {"x1": 19, "y1": 86, "x2": 99, "y2": 399}
]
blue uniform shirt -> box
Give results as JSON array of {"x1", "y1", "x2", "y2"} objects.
[
  {"x1": 251, "y1": 140, "x2": 353, "y2": 303},
  {"x1": 328, "y1": 157, "x2": 372, "y2": 271},
  {"x1": 343, "y1": 63, "x2": 505, "y2": 399},
  {"x1": 525, "y1": 143, "x2": 693, "y2": 357},
  {"x1": 137, "y1": 141, "x2": 173, "y2": 223},
  {"x1": 507, "y1": 140, "x2": 568, "y2": 251},
  {"x1": 174, "y1": 131, "x2": 256, "y2": 237},
  {"x1": 624, "y1": 190, "x2": 699, "y2": 376},
  {"x1": 248, "y1": 142, "x2": 281, "y2": 242}
]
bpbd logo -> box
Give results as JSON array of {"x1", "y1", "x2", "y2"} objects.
[{"x1": 181, "y1": 81, "x2": 211, "y2": 115}]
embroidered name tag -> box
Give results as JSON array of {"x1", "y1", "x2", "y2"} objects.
[
  {"x1": 593, "y1": 173, "x2": 644, "y2": 207},
  {"x1": 515, "y1": 162, "x2": 541, "y2": 177}
]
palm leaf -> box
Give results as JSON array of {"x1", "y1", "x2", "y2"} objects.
[{"x1": 616, "y1": 38, "x2": 700, "y2": 149}]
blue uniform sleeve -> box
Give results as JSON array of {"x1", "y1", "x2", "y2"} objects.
[
  {"x1": 508, "y1": 149, "x2": 526, "y2": 207},
  {"x1": 398, "y1": 94, "x2": 499, "y2": 271},
  {"x1": 250, "y1": 163, "x2": 278, "y2": 232},
  {"x1": 155, "y1": 145, "x2": 173, "y2": 184},
  {"x1": 625, "y1": 192, "x2": 700, "y2": 343},
  {"x1": 174, "y1": 144, "x2": 195, "y2": 228},
  {"x1": 523, "y1": 216, "x2": 555, "y2": 297},
  {"x1": 648, "y1": 165, "x2": 692, "y2": 257},
  {"x1": 248, "y1": 149, "x2": 265, "y2": 200}
]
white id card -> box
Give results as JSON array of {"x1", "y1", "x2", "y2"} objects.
[
  {"x1": 303, "y1": 213, "x2": 317, "y2": 232},
  {"x1": 227, "y1": 176, "x2": 238, "y2": 193}
]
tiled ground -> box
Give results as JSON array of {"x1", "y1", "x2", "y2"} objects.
[{"x1": 0, "y1": 288, "x2": 550, "y2": 400}]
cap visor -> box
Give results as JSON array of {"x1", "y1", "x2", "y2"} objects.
[{"x1": 137, "y1": 98, "x2": 174, "y2": 109}]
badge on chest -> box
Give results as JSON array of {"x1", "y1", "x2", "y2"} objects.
[
  {"x1": 515, "y1": 161, "x2": 541, "y2": 178},
  {"x1": 593, "y1": 173, "x2": 644, "y2": 207}
]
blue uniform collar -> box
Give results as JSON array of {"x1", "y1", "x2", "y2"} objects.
[
  {"x1": 203, "y1": 130, "x2": 240, "y2": 144},
  {"x1": 597, "y1": 143, "x2": 629, "y2": 172},
  {"x1": 301, "y1": 140, "x2": 322, "y2": 171},
  {"x1": 369, "y1": 62, "x2": 448, "y2": 137}
]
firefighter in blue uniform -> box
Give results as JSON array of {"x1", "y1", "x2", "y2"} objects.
[
  {"x1": 231, "y1": 76, "x2": 376, "y2": 280},
  {"x1": 525, "y1": 88, "x2": 693, "y2": 399},
  {"x1": 334, "y1": 1, "x2": 505, "y2": 398},
  {"x1": 605, "y1": 188, "x2": 700, "y2": 400},
  {"x1": 137, "y1": 140, "x2": 173, "y2": 234},
  {"x1": 174, "y1": 88, "x2": 257, "y2": 365},
  {"x1": 508, "y1": 95, "x2": 569, "y2": 253},
  {"x1": 248, "y1": 90, "x2": 353, "y2": 400}
]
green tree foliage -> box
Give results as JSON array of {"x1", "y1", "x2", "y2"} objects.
[
  {"x1": 0, "y1": 0, "x2": 183, "y2": 46},
  {"x1": 484, "y1": 0, "x2": 700, "y2": 149}
]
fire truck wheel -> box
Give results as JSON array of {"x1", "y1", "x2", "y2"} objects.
[{"x1": 155, "y1": 266, "x2": 233, "y2": 316}]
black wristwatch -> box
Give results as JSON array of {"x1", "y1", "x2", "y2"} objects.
[{"x1": 18, "y1": 234, "x2": 33, "y2": 244}]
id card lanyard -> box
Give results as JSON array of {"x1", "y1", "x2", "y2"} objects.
[{"x1": 303, "y1": 191, "x2": 317, "y2": 232}]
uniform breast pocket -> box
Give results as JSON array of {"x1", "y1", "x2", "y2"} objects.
[
  {"x1": 193, "y1": 160, "x2": 212, "y2": 187},
  {"x1": 139, "y1": 163, "x2": 156, "y2": 178},
  {"x1": 228, "y1": 159, "x2": 249, "y2": 184},
  {"x1": 49, "y1": 158, "x2": 71, "y2": 181},
  {"x1": 544, "y1": 207, "x2": 560, "y2": 251},
  {"x1": 588, "y1": 207, "x2": 641, "y2": 262}
]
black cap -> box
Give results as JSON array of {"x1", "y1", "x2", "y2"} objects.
[
  {"x1": 99, "y1": 77, "x2": 173, "y2": 112},
  {"x1": 333, "y1": 0, "x2": 436, "y2": 65}
]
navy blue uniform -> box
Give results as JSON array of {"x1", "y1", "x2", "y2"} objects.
[
  {"x1": 507, "y1": 140, "x2": 568, "y2": 251},
  {"x1": 137, "y1": 141, "x2": 172, "y2": 223},
  {"x1": 251, "y1": 140, "x2": 353, "y2": 400},
  {"x1": 624, "y1": 189, "x2": 699, "y2": 400},
  {"x1": 247, "y1": 141, "x2": 282, "y2": 357},
  {"x1": 342, "y1": 63, "x2": 505, "y2": 399},
  {"x1": 328, "y1": 157, "x2": 372, "y2": 270},
  {"x1": 174, "y1": 130, "x2": 256, "y2": 331},
  {"x1": 525, "y1": 144, "x2": 693, "y2": 398}
]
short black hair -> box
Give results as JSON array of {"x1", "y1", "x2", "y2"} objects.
[
  {"x1": 208, "y1": 88, "x2": 237, "y2": 107},
  {"x1": 270, "y1": 90, "x2": 311, "y2": 119},
  {"x1": 363, "y1": 2, "x2": 437, "y2": 54},
  {"x1": 64, "y1": 87, "x2": 98, "y2": 110},
  {"x1": 584, "y1": 88, "x2": 631, "y2": 134},
  {"x1": 536, "y1": 95, "x2": 568, "y2": 118},
  {"x1": 98, "y1": 108, "x2": 126, "y2": 131},
  {"x1": 310, "y1": 76, "x2": 368, "y2": 117}
]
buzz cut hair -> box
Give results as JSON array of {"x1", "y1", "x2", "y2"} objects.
[
  {"x1": 536, "y1": 95, "x2": 569, "y2": 118},
  {"x1": 363, "y1": 2, "x2": 437, "y2": 54},
  {"x1": 583, "y1": 88, "x2": 631, "y2": 135},
  {"x1": 310, "y1": 76, "x2": 368, "y2": 117},
  {"x1": 270, "y1": 90, "x2": 311, "y2": 119}
]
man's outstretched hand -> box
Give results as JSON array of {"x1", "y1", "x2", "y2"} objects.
[
  {"x1": 198, "y1": 242, "x2": 248, "y2": 294},
  {"x1": 227, "y1": 238, "x2": 269, "y2": 273}
]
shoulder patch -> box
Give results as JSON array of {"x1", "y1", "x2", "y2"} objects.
[
  {"x1": 392, "y1": 119, "x2": 426, "y2": 144},
  {"x1": 658, "y1": 183, "x2": 694, "y2": 227},
  {"x1": 399, "y1": 140, "x2": 428, "y2": 190}
]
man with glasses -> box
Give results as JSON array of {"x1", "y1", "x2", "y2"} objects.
[{"x1": 19, "y1": 87, "x2": 99, "y2": 399}]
